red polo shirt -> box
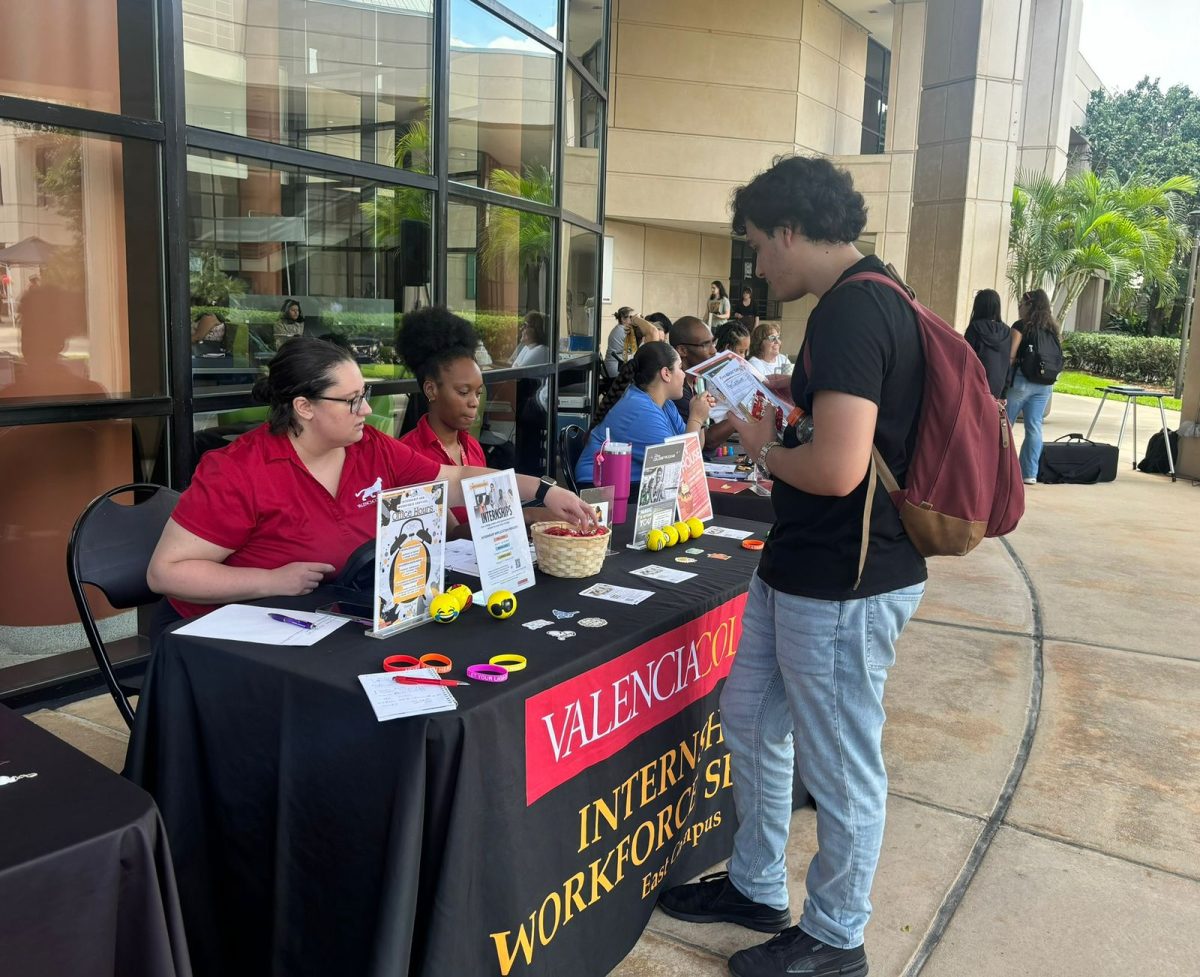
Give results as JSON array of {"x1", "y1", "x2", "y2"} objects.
[
  {"x1": 169, "y1": 424, "x2": 442, "y2": 618},
  {"x1": 398, "y1": 413, "x2": 487, "y2": 526}
]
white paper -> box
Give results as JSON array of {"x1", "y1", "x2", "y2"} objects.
[
  {"x1": 173, "y1": 604, "x2": 349, "y2": 646},
  {"x1": 579, "y1": 583, "x2": 656, "y2": 605},
  {"x1": 444, "y1": 538, "x2": 481, "y2": 576},
  {"x1": 704, "y1": 462, "x2": 741, "y2": 476},
  {"x1": 629, "y1": 565, "x2": 698, "y2": 584},
  {"x1": 686, "y1": 350, "x2": 791, "y2": 422},
  {"x1": 463, "y1": 469, "x2": 536, "y2": 596},
  {"x1": 701, "y1": 525, "x2": 755, "y2": 540},
  {"x1": 358, "y1": 668, "x2": 458, "y2": 722},
  {"x1": 633, "y1": 441, "x2": 686, "y2": 548}
]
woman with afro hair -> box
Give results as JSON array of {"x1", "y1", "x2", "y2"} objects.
[{"x1": 396, "y1": 307, "x2": 489, "y2": 534}]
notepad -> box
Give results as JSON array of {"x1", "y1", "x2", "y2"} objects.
[
  {"x1": 173, "y1": 604, "x2": 348, "y2": 646},
  {"x1": 358, "y1": 669, "x2": 458, "y2": 722}
]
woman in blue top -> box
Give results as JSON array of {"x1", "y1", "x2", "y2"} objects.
[{"x1": 575, "y1": 341, "x2": 711, "y2": 485}]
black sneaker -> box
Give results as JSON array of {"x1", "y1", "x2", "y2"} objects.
[
  {"x1": 657, "y1": 872, "x2": 791, "y2": 933},
  {"x1": 728, "y1": 926, "x2": 867, "y2": 977}
]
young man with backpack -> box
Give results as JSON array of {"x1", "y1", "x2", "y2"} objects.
[
  {"x1": 657, "y1": 155, "x2": 1014, "y2": 977},
  {"x1": 1007, "y1": 288, "x2": 1063, "y2": 483}
]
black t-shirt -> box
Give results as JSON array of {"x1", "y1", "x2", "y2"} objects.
[
  {"x1": 758, "y1": 256, "x2": 928, "y2": 600},
  {"x1": 673, "y1": 381, "x2": 694, "y2": 423}
]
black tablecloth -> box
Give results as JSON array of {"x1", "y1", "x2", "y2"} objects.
[
  {"x1": 0, "y1": 704, "x2": 191, "y2": 977},
  {"x1": 126, "y1": 516, "x2": 771, "y2": 977}
]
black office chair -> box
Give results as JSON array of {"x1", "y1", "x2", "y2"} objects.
[
  {"x1": 66, "y1": 483, "x2": 181, "y2": 729},
  {"x1": 558, "y1": 424, "x2": 589, "y2": 494}
]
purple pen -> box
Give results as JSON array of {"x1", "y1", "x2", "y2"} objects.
[{"x1": 268, "y1": 613, "x2": 316, "y2": 630}]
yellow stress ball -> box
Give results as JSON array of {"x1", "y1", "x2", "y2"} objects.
[
  {"x1": 673, "y1": 520, "x2": 691, "y2": 543},
  {"x1": 445, "y1": 583, "x2": 473, "y2": 612},
  {"x1": 429, "y1": 593, "x2": 460, "y2": 623},
  {"x1": 662, "y1": 524, "x2": 680, "y2": 547},
  {"x1": 686, "y1": 517, "x2": 705, "y2": 539},
  {"x1": 645, "y1": 529, "x2": 668, "y2": 552},
  {"x1": 487, "y1": 590, "x2": 517, "y2": 620}
]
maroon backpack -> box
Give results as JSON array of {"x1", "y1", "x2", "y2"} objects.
[{"x1": 806, "y1": 271, "x2": 1024, "y2": 585}]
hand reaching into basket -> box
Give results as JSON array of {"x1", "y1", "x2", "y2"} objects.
[{"x1": 545, "y1": 486, "x2": 598, "y2": 530}]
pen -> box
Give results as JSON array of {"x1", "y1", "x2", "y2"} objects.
[
  {"x1": 393, "y1": 676, "x2": 470, "y2": 687},
  {"x1": 268, "y1": 613, "x2": 317, "y2": 630}
]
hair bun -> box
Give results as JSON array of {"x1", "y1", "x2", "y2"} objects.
[{"x1": 251, "y1": 374, "x2": 273, "y2": 404}]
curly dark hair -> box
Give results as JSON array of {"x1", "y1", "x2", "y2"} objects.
[
  {"x1": 731, "y1": 155, "x2": 867, "y2": 243},
  {"x1": 397, "y1": 306, "x2": 480, "y2": 385}
]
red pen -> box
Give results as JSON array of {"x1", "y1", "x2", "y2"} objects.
[{"x1": 393, "y1": 676, "x2": 470, "y2": 687}]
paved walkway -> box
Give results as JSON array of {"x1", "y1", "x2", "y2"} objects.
[{"x1": 24, "y1": 394, "x2": 1199, "y2": 977}]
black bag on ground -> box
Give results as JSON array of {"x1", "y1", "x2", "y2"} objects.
[
  {"x1": 1037, "y1": 434, "x2": 1118, "y2": 484},
  {"x1": 1018, "y1": 326, "x2": 1063, "y2": 384},
  {"x1": 1137, "y1": 429, "x2": 1179, "y2": 474}
]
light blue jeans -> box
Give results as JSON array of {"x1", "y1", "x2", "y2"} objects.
[
  {"x1": 1006, "y1": 373, "x2": 1054, "y2": 480},
  {"x1": 720, "y1": 572, "x2": 923, "y2": 949}
]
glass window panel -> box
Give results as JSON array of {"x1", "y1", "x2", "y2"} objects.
[
  {"x1": 560, "y1": 224, "x2": 598, "y2": 356},
  {"x1": 563, "y1": 71, "x2": 602, "y2": 222},
  {"x1": 0, "y1": 122, "x2": 165, "y2": 403},
  {"x1": 0, "y1": 417, "x2": 166, "y2": 668},
  {"x1": 568, "y1": 0, "x2": 606, "y2": 83},
  {"x1": 187, "y1": 150, "x2": 433, "y2": 394},
  {"x1": 494, "y1": 0, "x2": 559, "y2": 36},
  {"x1": 449, "y1": 0, "x2": 556, "y2": 202},
  {"x1": 183, "y1": 0, "x2": 434, "y2": 170},
  {"x1": 0, "y1": 0, "x2": 156, "y2": 118}
]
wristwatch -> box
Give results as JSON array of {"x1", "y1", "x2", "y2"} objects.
[
  {"x1": 533, "y1": 475, "x2": 556, "y2": 506},
  {"x1": 757, "y1": 440, "x2": 784, "y2": 474}
]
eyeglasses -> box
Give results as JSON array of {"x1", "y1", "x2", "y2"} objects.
[
  {"x1": 766, "y1": 335, "x2": 781, "y2": 342},
  {"x1": 679, "y1": 338, "x2": 716, "y2": 349},
  {"x1": 313, "y1": 386, "x2": 372, "y2": 413}
]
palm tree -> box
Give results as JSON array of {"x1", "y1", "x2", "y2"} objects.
[
  {"x1": 478, "y1": 165, "x2": 554, "y2": 308},
  {"x1": 360, "y1": 116, "x2": 433, "y2": 244},
  {"x1": 1007, "y1": 169, "x2": 1197, "y2": 322}
]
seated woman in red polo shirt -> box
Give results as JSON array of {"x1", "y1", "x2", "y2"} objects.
[
  {"x1": 395, "y1": 308, "x2": 487, "y2": 538},
  {"x1": 148, "y1": 338, "x2": 592, "y2": 619}
]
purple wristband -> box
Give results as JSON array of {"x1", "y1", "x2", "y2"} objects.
[{"x1": 465, "y1": 663, "x2": 509, "y2": 683}]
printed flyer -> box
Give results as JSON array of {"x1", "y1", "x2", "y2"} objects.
[
  {"x1": 685, "y1": 349, "x2": 800, "y2": 425},
  {"x1": 665, "y1": 430, "x2": 713, "y2": 523},
  {"x1": 632, "y1": 440, "x2": 685, "y2": 548},
  {"x1": 463, "y1": 468, "x2": 536, "y2": 596},
  {"x1": 372, "y1": 480, "x2": 448, "y2": 637}
]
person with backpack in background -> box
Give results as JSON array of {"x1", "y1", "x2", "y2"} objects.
[
  {"x1": 964, "y1": 288, "x2": 1011, "y2": 400},
  {"x1": 657, "y1": 156, "x2": 928, "y2": 977},
  {"x1": 1007, "y1": 288, "x2": 1063, "y2": 484}
]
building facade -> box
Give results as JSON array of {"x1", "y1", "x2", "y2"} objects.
[{"x1": 0, "y1": 0, "x2": 610, "y2": 697}]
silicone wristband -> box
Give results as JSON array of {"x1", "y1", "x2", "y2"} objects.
[
  {"x1": 465, "y1": 664, "x2": 509, "y2": 683},
  {"x1": 489, "y1": 654, "x2": 527, "y2": 672},
  {"x1": 383, "y1": 653, "x2": 453, "y2": 674},
  {"x1": 741, "y1": 539, "x2": 765, "y2": 551}
]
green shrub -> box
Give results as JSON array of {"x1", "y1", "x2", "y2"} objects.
[{"x1": 1060, "y1": 333, "x2": 1179, "y2": 386}]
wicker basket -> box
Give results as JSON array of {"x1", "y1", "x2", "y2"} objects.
[{"x1": 530, "y1": 522, "x2": 611, "y2": 578}]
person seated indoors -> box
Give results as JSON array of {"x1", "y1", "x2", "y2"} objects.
[
  {"x1": 643, "y1": 312, "x2": 672, "y2": 342},
  {"x1": 574, "y1": 341, "x2": 712, "y2": 487},
  {"x1": 747, "y1": 320, "x2": 792, "y2": 375},
  {"x1": 191, "y1": 311, "x2": 227, "y2": 349},
  {"x1": 147, "y1": 337, "x2": 593, "y2": 628},
  {"x1": 395, "y1": 308, "x2": 488, "y2": 539}
]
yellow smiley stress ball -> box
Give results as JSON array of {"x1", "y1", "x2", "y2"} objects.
[
  {"x1": 646, "y1": 529, "x2": 667, "y2": 552},
  {"x1": 662, "y1": 524, "x2": 680, "y2": 547},
  {"x1": 487, "y1": 590, "x2": 517, "y2": 619},
  {"x1": 429, "y1": 593, "x2": 460, "y2": 623},
  {"x1": 673, "y1": 520, "x2": 691, "y2": 543},
  {"x1": 686, "y1": 517, "x2": 705, "y2": 538}
]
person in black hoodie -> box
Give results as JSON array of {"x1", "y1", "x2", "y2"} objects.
[{"x1": 964, "y1": 289, "x2": 1011, "y2": 399}]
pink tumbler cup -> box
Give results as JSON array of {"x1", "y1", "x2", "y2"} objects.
[{"x1": 594, "y1": 440, "x2": 632, "y2": 524}]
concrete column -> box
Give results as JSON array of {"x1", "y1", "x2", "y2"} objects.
[
  {"x1": 1177, "y1": 295, "x2": 1200, "y2": 477},
  {"x1": 880, "y1": 0, "x2": 927, "y2": 277},
  {"x1": 1017, "y1": 0, "x2": 1082, "y2": 178},
  {"x1": 905, "y1": 0, "x2": 1032, "y2": 329}
]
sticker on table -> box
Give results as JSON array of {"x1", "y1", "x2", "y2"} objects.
[
  {"x1": 629, "y1": 565, "x2": 698, "y2": 584},
  {"x1": 522, "y1": 619, "x2": 553, "y2": 630},
  {"x1": 707, "y1": 552, "x2": 732, "y2": 561},
  {"x1": 675, "y1": 556, "x2": 697, "y2": 564},
  {"x1": 546, "y1": 630, "x2": 576, "y2": 641},
  {"x1": 579, "y1": 583, "x2": 655, "y2": 605},
  {"x1": 701, "y1": 525, "x2": 755, "y2": 540},
  {"x1": 552, "y1": 609, "x2": 579, "y2": 620},
  {"x1": 686, "y1": 548, "x2": 704, "y2": 555},
  {"x1": 577, "y1": 617, "x2": 608, "y2": 628}
]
